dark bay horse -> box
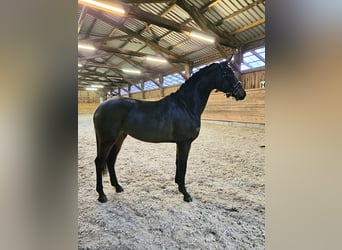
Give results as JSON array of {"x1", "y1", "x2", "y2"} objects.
[{"x1": 93, "y1": 60, "x2": 246, "y2": 202}]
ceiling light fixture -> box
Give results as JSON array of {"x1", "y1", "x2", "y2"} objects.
[
  {"x1": 79, "y1": 0, "x2": 125, "y2": 15},
  {"x1": 122, "y1": 68, "x2": 141, "y2": 74},
  {"x1": 146, "y1": 55, "x2": 167, "y2": 63},
  {"x1": 91, "y1": 84, "x2": 104, "y2": 88},
  {"x1": 85, "y1": 87, "x2": 98, "y2": 91},
  {"x1": 189, "y1": 31, "x2": 215, "y2": 43},
  {"x1": 78, "y1": 43, "x2": 96, "y2": 51},
  {"x1": 78, "y1": 63, "x2": 83, "y2": 67}
]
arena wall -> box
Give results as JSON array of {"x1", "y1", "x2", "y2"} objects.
[{"x1": 78, "y1": 70, "x2": 265, "y2": 124}]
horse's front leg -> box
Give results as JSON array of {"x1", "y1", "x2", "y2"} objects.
[{"x1": 175, "y1": 141, "x2": 192, "y2": 202}]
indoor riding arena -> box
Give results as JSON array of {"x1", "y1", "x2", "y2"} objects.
[{"x1": 78, "y1": 0, "x2": 265, "y2": 249}]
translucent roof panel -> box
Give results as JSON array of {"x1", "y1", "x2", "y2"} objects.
[
  {"x1": 130, "y1": 85, "x2": 140, "y2": 94},
  {"x1": 192, "y1": 64, "x2": 208, "y2": 75},
  {"x1": 163, "y1": 73, "x2": 184, "y2": 86},
  {"x1": 241, "y1": 46, "x2": 265, "y2": 72},
  {"x1": 144, "y1": 80, "x2": 159, "y2": 90}
]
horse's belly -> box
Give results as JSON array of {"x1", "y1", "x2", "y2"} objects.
[
  {"x1": 124, "y1": 121, "x2": 200, "y2": 143},
  {"x1": 123, "y1": 121, "x2": 174, "y2": 143},
  {"x1": 123, "y1": 108, "x2": 199, "y2": 142}
]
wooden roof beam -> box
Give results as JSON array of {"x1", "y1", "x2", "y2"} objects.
[
  {"x1": 200, "y1": 0, "x2": 222, "y2": 14},
  {"x1": 86, "y1": 8, "x2": 183, "y2": 61},
  {"x1": 79, "y1": 62, "x2": 126, "y2": 74},
  {"x1": 176, "y1": 0, "x2": 240, "y2": 48},
  {"x1": 120, "y1": 0, "x2": 171, "y2": 3},
  {"x1": 216, "y1": 0, "x2": 265, "y2": 26},
  {"x1": 100, "y1": 45, "x2": 186, "y2": 63},
  {"x1": 242, "y1": 36, "x2": 265, "y2": 52},
  {"x1": 78, "y1": 6, "x2": 88, "y2": 34},
  {"x1": 229, "y1": 18, "x2": 265, "y2": 35},
  {"x1": 124, "y1": 1, "x2": 238, "y2": 47}
]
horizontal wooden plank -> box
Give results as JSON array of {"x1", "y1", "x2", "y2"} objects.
[
  {"x1": 78, "y1": 103, "x2": 99, "y2": 114},
  {"x1": 78, "y1": 79, "x2": 265, "y2": 123},
  {"x1": 202, "y1": 88, "x2": 265, "y2": 124}
]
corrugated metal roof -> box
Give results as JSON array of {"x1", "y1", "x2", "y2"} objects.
[{"x1": 78, "y1": 0, "x2": 265, "y2": 93}]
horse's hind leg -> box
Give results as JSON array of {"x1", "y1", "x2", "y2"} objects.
[
  {"x1": 106, "y1": 132, "x2": 127, "y2": 193},
  {"x1": 176, "y1": 141, "x2": 193, "y2": 202},
  {"x1": 95, "y1": 140, "x2": 114, "y2": 203}
]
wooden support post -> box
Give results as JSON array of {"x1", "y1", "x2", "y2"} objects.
[
  {"x1": 141, "y1": 82, "x2": 146, "y2": 99},
  {"x1": 184, "y1": 63, "x2": 192, "y2": 79},
  {"x1": 159, "y1": 74, "x2": 164, "y2": 97},
  {"x1": 128, "y1": 84, "x2": 132, "y2": 98},
  {"x1": 233, "y1": 48, "x2": 243, "y2": 79}
]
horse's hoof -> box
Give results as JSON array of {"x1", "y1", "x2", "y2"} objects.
[
  {"x1": 115, "y1": 185, "x2": 124, "y2": 193},
  {"x1": 98, "y1": 195, "x2": 108, "y2": 203},
  {"x1": 183, "y1": 195, "x2": 193, "y2": 202}
]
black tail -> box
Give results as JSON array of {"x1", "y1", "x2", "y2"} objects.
[{"x1": 95, "y1": 133, "x2": 108, "y2": 176}]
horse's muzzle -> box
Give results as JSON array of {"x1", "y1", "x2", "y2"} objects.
[
  {"x1": 234, "y1": 90, "x2": 246, "y2": 101},
  {"x1": 226, "y1": 87, "x2": 246, "y2": 100},
  {"x1": 226, "y1": 80, "x2": 246, "y2": 100}
]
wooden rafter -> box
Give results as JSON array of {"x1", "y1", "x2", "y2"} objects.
[
  {"x1": 156, "y1": 18, "x2": 192, "y2": 41},
  {"x1": 78, "y1": 6, "x2": 88, "y2": 34},
  {"x1": 86, "y1": 8, "x2": 181, "y2": 60},
  {"x1": 200, "y1": 0, "x2": 222, "y2": 13},
  {"x1": 79, "y1": 62, "x2": 125, "y2": 74},
  {"x1": 229, "y1": 18, "x2": 265, "y2": 36},
  {"x1": 176, "y1": 0, "x2": 240, "y2": 47},
  {"x1": 78, "y1": 54, "x2": 108, "y2": 63},
  {"x1": 90, "y1": 35, "x2": 132, "y2": 43},
  {"x1": 78, "y1": 0, "x2": 265, "y2": 93},
  {"x1": 216, "y1": 0, "x2": 265, "y2": 26},
  {"x1": 114, "y1": 53, "x2": 147, "y2": 72},
  {"x1": 100, "y1": 45, "x2": 186, "y2": 63},
  {"x1": 138, "y1": 1, "x2": 177, "y2": 36},
  {"x1": 84, "y1": 18, "x2": 97, "y2": 39},
  {"x1": 242, "y1": 35, "x2": 265, "y2": 51},
  {"x1": 124, "y1": 2, "x2": 237, "y2": 47},
  {"x1": 120, "y1": 0, "x2": 171, "y2": 3}
]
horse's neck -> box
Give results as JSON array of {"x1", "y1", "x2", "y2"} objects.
[{"x1": 177, "y1": 79, "x2": 214, "y2": 117}]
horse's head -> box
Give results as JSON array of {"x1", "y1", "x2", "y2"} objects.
[{"x1": 217, "y1": 61, "x2": 246, "y2": 101}]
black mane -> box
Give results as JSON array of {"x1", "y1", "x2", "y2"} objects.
[{"x1": 175, "y1": 63, "x2": 219, "y2": 94}]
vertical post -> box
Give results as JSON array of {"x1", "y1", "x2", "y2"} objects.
[
  {"x1": 234, "y1": 48, "x2": 243, "y2": 77},
  {"x1": 141, "y1": 81, "x2": 145, "y2": 99},
  {"x1": 128, "y1": 84, "x2": 132, "y2": 98},
  {"x1": 184, "y1": 63, "x2": 192, "y2": 80},
  {"x1": 159, "y1": 74, "x2": 164, "y2": 98},
  {"x1": 231, "y1": 48, "x2": 243, "y2": 87}
]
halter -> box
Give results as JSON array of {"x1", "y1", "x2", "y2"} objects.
[
  {"x1": 226, "y1": 80, "x2": 242, "y2": 98},
  {"x1": 220, "y1": 63, "x2": 242, "y2": 98}
]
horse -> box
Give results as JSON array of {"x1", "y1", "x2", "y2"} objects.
[{"x1": 93, "y1": 59, "x2": 246, "y2": 203}]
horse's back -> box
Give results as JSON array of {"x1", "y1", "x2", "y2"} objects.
[
  {"x1": 93, "y1": 97, "x2": 136, "y2": 139},
  {"x1": 94, "y1": 97, "x2": 135, "y2": 116}
]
